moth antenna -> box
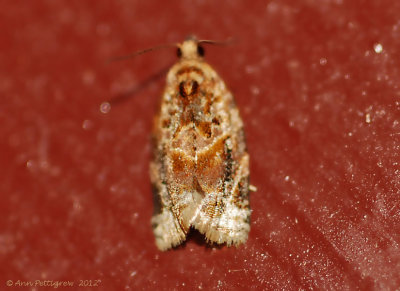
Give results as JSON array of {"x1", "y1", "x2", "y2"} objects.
[
  {"x1": 107, "y1": 43, "x2": 177, "y2": 63},
  {"x1": 100, "y1": 61, "x2": 173, "y2": 113},
  {"x1": 197, "y1": 37, "x2": 236, "y2": 46}
]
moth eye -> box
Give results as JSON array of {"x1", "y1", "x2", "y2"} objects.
[
  {"x1": 197, "y1": 45, "x2": 205, "y2": 57},
  {"x1": 177, "y1": 48, "x2": 182, "y2": 58}
]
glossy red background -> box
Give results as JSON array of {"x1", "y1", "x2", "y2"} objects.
[{"x1": 1, "y1": 0, "x2": 399, "y2": 290}]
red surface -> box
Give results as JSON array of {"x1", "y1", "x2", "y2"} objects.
[{"x1": 2, "y1": 1, "x2": 400, "y2": 290}]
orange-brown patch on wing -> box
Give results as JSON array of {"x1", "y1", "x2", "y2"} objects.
[
  {"x1": 197, "y1": 121, "x2": 212, "y2": 138},
  {"x1": 171, "y1": 152, "x2": 194, "y2": 175},
  {"x1": 162, "y1": 118, "x2": 171, "y2": 128},
  {"x1": 212, "y1": 117, "x2": 220, "y2": 125},
  {"x1": 192, "y1": 178, "x2": 206, "y2": 198},
  {"x1": 196, "y1": 137, "x2": 226, "y2": 190},
  {"x1": 202, "y1": 92, "x2": 213, "y2": 115},
  {"x1": 170, "y1": 151, "x2": 196, "y2": 190},
  {"x1": 213, "y1": 95, "x2": 222, "y2": 103}
]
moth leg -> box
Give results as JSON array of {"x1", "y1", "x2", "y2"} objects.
[{"x1": 150, "y1": 161, "x2": 187, "y2": 251}]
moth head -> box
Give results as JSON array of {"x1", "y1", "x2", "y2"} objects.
[
  {"x1": 176, "y1": 35, "x2": 234, "y2": 60},
  {"x1": 177, "y1": 37, "x2": 205, "y2": 60}
]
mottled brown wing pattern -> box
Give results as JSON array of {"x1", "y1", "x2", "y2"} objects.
[{"x1": 150, "y1": 39, "x2": 251, "y2": 251}]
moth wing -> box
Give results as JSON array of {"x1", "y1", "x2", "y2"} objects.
[
  {"x1": 191, "y1": 152, "x2": 251, "y2": 246},
  {"x1": 150, "y1": 160, "x2": 187, "y2": 251}
]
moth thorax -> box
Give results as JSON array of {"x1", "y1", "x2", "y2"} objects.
[{"x1": 179, "y1": 80, "x2": 199, "y2": 98}]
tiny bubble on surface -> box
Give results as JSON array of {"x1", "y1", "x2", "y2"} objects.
[
  {"x1": 26, "y1": 160, "x2": 34, "y2": 169},
  {"x1": 319, "y1": 58, "x2": 327, "y2": 65},
  {"x1": 82, "y1": 119, "x2": 93, "y2": 130},
  {"x1": 82, "y1": 70, "x2": 95, "y2": 85},
  {"x1": 251, "y1": 85, "x2": 260, "y2": 95},
  {"x1": 100, "y1": 102, "x2": 111, "y2": 114},
  {"x1": 365, "y1": 113, "x2": 371, "y2": 123}
]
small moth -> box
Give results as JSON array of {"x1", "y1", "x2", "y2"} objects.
[{"x1": 150, "y1": 36, "x2": 251, "y2": 251}]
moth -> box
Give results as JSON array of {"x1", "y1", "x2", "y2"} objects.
[{"x1": 150, "y1": 36, "x2": 251, "y2": 251}]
